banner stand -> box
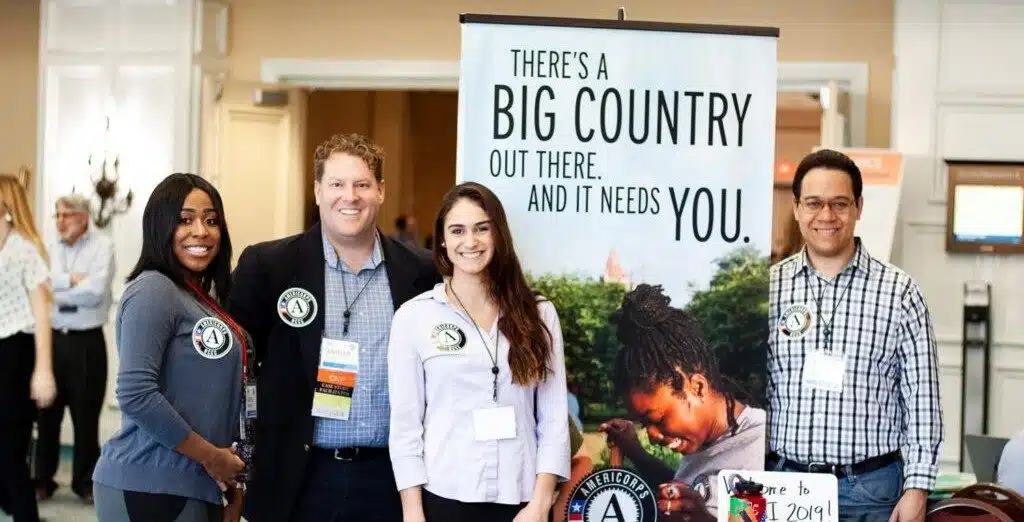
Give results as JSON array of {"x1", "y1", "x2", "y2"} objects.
[{"x1": 455, "y1": 12, "x2": 803, "y2": 521}]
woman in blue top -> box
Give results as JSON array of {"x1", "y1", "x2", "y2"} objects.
[{"x1": 93, "y1": 173, "x2": 253, "y2": 522}]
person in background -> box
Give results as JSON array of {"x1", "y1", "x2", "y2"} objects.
[
  {"x1": 33, "y1": 193, "x2": 115, "y2": 505},
  {"x1": 388, "y1": 181, "x2": 570, "y2": 522},
  {"x1": 566, "y1": 374, "x2": 582, "y2": 432},
  {"x1": 997, "y1": 427, "x2": 1024, "y2": 495},
  {"x1": 92, "y1": 173, "x2": 248, "y2": 522},
  {"x1": 600, "y1": 284, "x2": 764, "y2": 520},
  {"x1": 393, "y1": 214, "x2": 421, "y2": 247},
  {"x1": 767, "y1": 149, "x2": 942, "y2": 522},
  {"x1": 229, "y1": 133, "x2": 440, "y2": 522},
  {"x1": 0, "y1": 174, "x2": 57, "y2": 522}
]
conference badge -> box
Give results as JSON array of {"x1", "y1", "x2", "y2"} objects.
[
  {"x1": 278, "y1": 287, "x2": 318, "y2": 327},
  {"x1": 779, "y1": 303, "x2": 813, "y2": 339},
  {"x1": 566, "y1": 468, "x2": 657, "y2": 522},
  {"x1": 192, "y1": 317, "x2": 233, "y2": 360},
  {"x1": 430, "y1": 323, "x2": 467, "y2": 352}
]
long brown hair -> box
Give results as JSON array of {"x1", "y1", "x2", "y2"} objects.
[
  {"x1": 0, "y1": 174, "x2": 48, "y2": 263},
  {"x1": 433, "y1": 182, "x2": 553, "y2": 386}
]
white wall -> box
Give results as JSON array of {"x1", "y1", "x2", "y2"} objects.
[
  {"x1": 36, "y1": 0, "x2": 201, "y2": 444},
  {"x1": 892, "y1": 0, "x2": 1024, "y2": 470}
]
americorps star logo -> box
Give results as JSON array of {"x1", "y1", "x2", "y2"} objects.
[{"x1": 566, "y1": 468, "x2": 658, "y2": 522}]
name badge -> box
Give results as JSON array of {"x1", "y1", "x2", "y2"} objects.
[
  {"x1": 244, "y1": 384, "x2": 257, "y2": 419},
  {"x1": 311, "y1": 338, "x2": 359, "y2": 421},
  {"x1": 803, "y1": 351, "x2": 845, "y2": 393},
  {"x1": 472, "y1": 406, "x2": 517, "y2": 441}
]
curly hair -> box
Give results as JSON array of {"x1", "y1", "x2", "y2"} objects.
[
  {"x1": 313, "y1": 133, "x2": 384, "y2": 182},
  {"x1": 612, "y1": 283, "x2": 741, "y2": 435}
]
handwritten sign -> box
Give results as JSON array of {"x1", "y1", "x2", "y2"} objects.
[{"x1": 715, "y1": 470, "x2": 838, "y2": 522}]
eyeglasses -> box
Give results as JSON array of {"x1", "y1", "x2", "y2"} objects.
[
  {"x1": 53, "y1": 212, "x2": 84, "y2": 220},
  {"x1": 798, "y1": 198, "x2": 856, "y2": 215}
]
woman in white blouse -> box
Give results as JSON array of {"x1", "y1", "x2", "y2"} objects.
[
  {"x1": 387, "y1": 181, "x2": 570, "y2": 522},
  {"x1": 0, "y1": 174, "x2": 57, "y2": 522}
]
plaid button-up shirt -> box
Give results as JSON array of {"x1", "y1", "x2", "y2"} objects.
[{"x1": 767, "y1": 239, "x2": 943, "y2": 491}]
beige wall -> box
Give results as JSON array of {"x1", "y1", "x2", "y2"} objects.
[
  {"x1": 0, "y1": 0, "x2": 40, "y2": 199},
  {"x1": 231, "y1": 0, "x2": 894, "y2": 147}
]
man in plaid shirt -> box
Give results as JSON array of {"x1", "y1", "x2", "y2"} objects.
[{"x1": 766, "y1": 149, "x2": 943, "y2": 522}]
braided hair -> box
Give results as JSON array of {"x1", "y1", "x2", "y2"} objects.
[{"x1": 612, "y1": 283, "x2": 741, "y2": 436}]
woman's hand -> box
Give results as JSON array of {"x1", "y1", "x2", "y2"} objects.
[
  {"x1": 598, "y1": 418, "x2": 644, "y2": 457},
  {"x1": 30, "y1": 368, "x2": 57, "y2": 408},
  {"x1": 202, "y1": 445, "x2": 245, "y2": 486},
  {"x1": 512, "y1": 500, "x2": 550, "y2": 522},
  {"x1": 657, "y1": 482, "x2": 715, "y2": 522}
]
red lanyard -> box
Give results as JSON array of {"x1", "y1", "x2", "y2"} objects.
[{"x1": 187, "y1": 281, "x2": 249, "y2": 371}]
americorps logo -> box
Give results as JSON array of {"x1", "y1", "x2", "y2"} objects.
[{"x1": 566, "y1": 468, "x2": 658, "y2": 522}]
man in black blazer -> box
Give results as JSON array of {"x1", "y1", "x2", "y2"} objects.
[{"x1": 229, "y1": 133, "x2": 441, "y2": 522}]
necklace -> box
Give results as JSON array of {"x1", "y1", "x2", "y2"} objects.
[{"x1": 447, "y1": 281, "x2": 500, "y2": 402}]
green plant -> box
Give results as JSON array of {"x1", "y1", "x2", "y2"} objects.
[
  {"x1": 684, "y1": 247, "x2": 770, "y2": 408},
  {"x1": 527, "y1": 274, "x2": 628, "y2": 417}
]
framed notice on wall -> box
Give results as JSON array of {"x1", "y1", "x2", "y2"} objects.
[{"x1": 945, "y1": 160, "x2": 1024, "y2": 255}]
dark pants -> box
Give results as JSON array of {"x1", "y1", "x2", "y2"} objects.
[
  {"x1": 291, "y1": 448, "x2": 402, "y2": 522},
  {"x1": 422, "y1": 489, "x2": 527, "y2": 522},
  {"x1": 768, "y1": 453, "x2": 902, "y2": 522},
  {"x1": 33, "y1": 327, "x2": 108, "y2": 499},
  {"x1": 93, "y1": 483, "x2": 223, "y2": 522},
  {"x1": 0, "y1": 332, "x2": 40, "y2": 522}
]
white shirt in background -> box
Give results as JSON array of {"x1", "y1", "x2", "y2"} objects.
[{"x1": 0, "y1": 232, "x2": 48, "y2": 339}]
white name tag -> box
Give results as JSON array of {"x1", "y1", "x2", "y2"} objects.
[
  {"x1": 311, "y1": 338, "x2": 359, "y2": 420},
  {"x1": 472, "y1": 406, "x2": 517, "y2": 441},
  {"x1": 803, "y1": 351, "x2": 846, "y2": 393}
]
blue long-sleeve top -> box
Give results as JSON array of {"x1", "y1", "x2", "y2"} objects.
[{"x1": 92, "y1": 270, "x2": 243, "y2": 505}]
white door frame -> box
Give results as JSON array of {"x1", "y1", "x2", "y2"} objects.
[{"x1": 261, "y1": 59, "x2": 869, "y2": 147}]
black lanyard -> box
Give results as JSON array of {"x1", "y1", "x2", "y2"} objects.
[
  {"x1": 805, "y1": 270, "x2": 855, "y2": 352},
  {"x1": 338, "y1": 264, "x2": 382, "y2": 336},
  {"x1": 447, "y1": 282, "x2": 500, "y2": 402}
]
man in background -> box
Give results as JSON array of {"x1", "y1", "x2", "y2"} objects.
[
  {"x1": 33, "y1": 194, "x2": 115, "y2": 505},
  {"x1": 392, "y1": 214, "x2": 420, "y2": 247}
]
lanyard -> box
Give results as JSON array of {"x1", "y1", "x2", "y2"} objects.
[
  {"x1": 187, "y1": 281, "x2": 250, "y2": 375},
  {"x1": 805, "y1": 270, "x2": 855, "y2": 352},
  {"x1": 447, "y1": 282, "x2": 500, "y2": 402},
  {"x1": 337, "y1": 264, "x2": 383, "y2": 336}
]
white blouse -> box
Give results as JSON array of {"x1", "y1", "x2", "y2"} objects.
[
  {"x1": 387, "y1": 283, "x2": 571, "y2": 505},
  {"x1": 0, "y1": 232, "x2": 49, "y2": 339}
]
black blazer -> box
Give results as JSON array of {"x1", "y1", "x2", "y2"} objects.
[{"x1": 228, "y1": 222, "x2": 440, "y2": 522}]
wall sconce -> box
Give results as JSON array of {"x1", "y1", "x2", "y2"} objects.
[{"x1": 83, "y1": 116, "x2": 133, "y2": 229}]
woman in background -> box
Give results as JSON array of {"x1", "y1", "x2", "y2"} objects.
[
  {"x1": 0, "y1": 174, "x2": 57, "y2": 522},
  {"x1": 600, "y1": 284, "x2": 765, "y2": 520},
  {"x1": 92, "y1": 173, "x2": 250, "y2": 522},
  {"x1": 388, "y1": 181, "x2": 570, "y2": 522}
]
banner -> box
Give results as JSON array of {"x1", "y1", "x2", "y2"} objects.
[{"x1": 458, "y1": 14, "x2": 778, "y2": 522}]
